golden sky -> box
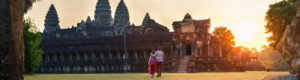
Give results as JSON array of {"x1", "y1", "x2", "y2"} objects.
[{"x1": 25, "y1": 0, "x2": 282, "y2": 50}]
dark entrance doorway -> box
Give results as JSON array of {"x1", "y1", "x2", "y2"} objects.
[{"x1": 186, "y1": 43, "x2": 192, "y2": 56}]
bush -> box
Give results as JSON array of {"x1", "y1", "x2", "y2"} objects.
[{"x1": 23, "y1": 19, "x2": 43, "y2": 74}]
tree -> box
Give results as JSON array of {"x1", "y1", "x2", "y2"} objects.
[
  {"x1": 258, "y1": 45, "x2": 289, "y2": 71},
  {"x1": 212, "y1": 27, "x2": 235, "y2": 58},
  {"x1": 265, "y1": 0, "x2": 296, "y2": 49},
  {"x1": 25, "y1": 0, "x2": 39, "y2": 13},
  {"x1": 24, "y1": 19, "x2": 43, "y2": 74},
  {"x1": 0, "y1": 0, "x2": 38, "y2": 79}
]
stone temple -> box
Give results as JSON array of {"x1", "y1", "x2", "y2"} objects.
[{"x1": 38, "y1": 0, "x2": 262, "y2": 73}]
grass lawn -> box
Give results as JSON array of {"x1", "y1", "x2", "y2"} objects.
[{"x1": 25, "y1": 71, "x2": 289, "y2": 80}]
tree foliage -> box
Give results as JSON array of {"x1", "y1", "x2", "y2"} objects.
[
  {"x1": 265, "y1": 0, "x2": 296, "y2": 48},
  {"x1": 259, "y1": 45, "x2": 289, "y2": 71},
  {"x1": 24, "y1": 19, "x2": 43, "y2": 74},
  {"x1": 212, "y1": 27, "x2": 235, "y2": 57},
  {"x1": 24, "y1": 0, "x2": 39, "y2": 13}
]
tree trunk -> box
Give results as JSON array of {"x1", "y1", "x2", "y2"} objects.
[
  {"x1": 0, "y1": 0, "x2": 9, "y2": 79},
  {"x1": 7, "y1": 0, "x2": 25, "y2": 80}
]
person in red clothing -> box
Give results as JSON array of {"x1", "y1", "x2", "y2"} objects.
[{"x1": 148, "y1": 50, "x2": 157, "y2": 78}]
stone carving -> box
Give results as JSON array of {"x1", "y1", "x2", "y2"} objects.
[{"x1": 277, "y1": 0, "x2": 300, "y2": 79}]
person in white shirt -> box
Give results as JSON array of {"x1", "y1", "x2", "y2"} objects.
[{"x1": 153, "y1": 47, "x2": 164, "y2": 77}]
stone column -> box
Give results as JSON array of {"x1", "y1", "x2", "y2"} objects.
[
  {"x1": 54, "y1": 54, "x2": 57, "y2": 62},
  {"x1": 91, "y1": 51, "x2": 95, "y2": 60},
  {"x1": 134, "y1": 50, "x2": 138, "y2": 59},
  {"x1": 101, "y1": 65, "x2": 104, "y2": 72},
  {"x1": 67, "y1": 66, "x2": 70, "y2": 73},
  {"x1": 101, "y1": 52, "x2": 104, "y2": 60},
  {"x1": 49, "y1": 67, "x2": 52, "y2": 73},
  {"x1": 41, "y1": 67, "x2": 44, "y2": 73},
  {"x1": 191, "y1": 44, "x2": 195, "y2": 56},
  {"x1": 84, "y1": 53, "x2": 88, "y2": 61},
  {"x1": 84, "y1": 66, "x2": 88, "y2": 72},
  {"x1": 77, "y1": 53, "x2": 80, "y2": 61},
  {"x1": 61, "y1": 53, "x2": 64, "y2": 61},
  {"x1": 117, "y1": 51, "x2": 121, "y2": 59},
  {"x1": 143, "y1": 51, "x2": 147, "y2": 59},
  {"x1": 194, "y1": 47, "x2": 199, "y2": 57},
  {"x1": 47, "y1": 54, "x2": 50, "y2": 62},
  {"x1": 63, "y1": 66, "x2": 66, "y2": 73},
  {"x1": 109, "y1": 51, "x2": 113, "y2": 60},
  {"x1": 207, "y1": 41, "x2": 210, "y2": 57},
  {"x1": 69, "y1": 53, "x2": 72, "y2": 61}
]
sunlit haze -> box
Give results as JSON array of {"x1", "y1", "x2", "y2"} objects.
[{"x1": 24, "y1": 0, "x2": 282, "y2": 50}]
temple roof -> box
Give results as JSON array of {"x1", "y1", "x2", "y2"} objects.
[
  {"x1": 173, "y1": 13, "x2": 210, "y2": 29},
  {"x1": 194, "y1": 19, "x2": 210, "y2": 27}
]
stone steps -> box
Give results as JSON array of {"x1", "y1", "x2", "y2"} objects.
[{"x1": 177, "y1": 56, "x2": 190, "y2": 73}]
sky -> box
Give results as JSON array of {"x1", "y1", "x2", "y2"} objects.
[{"x1": 24, "y1": 0, "x2": 282, "y2": 50}]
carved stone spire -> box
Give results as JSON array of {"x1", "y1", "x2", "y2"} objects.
[
  {"x1": 44, "y1": 4, "x2": 60, "y2": 34},
  {"x1": 94, "y1": 0, "x2": 113, "y2": 27},
  {"x1": 142, "y1": 12, "x2": 151, "y2": 26},
  {"x1": 183, "y1": 13, "x2": 193, "y2": 23},
  {"x1": 86, "y1": 16, "x2": 92, "y2": 23},
  {"x1": 85, "y1": 16, "x2": 92, "y2": 28},
  {"x1": 184, "y1": 13, "x2": 192, "y2": 19},
  {"x1": 113, "y1": 0, "x2": 130, "y2": 35}
]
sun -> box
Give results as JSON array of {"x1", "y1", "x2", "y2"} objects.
[{"x1": 231, "y1": 22, "x2": 256, "y2": 42}]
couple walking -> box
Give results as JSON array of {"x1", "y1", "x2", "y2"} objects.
[{"x1": 148, "y1": 48, "x2": 164, "y2": 78}]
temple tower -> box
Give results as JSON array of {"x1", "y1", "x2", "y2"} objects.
[
  {"x1": 86, "y1": 16, "x2": 92, "y2": 23},
  {"x1": 44, "y1": 4, "x2": 60, "y2": 34},
  {"x1": 140, "y1": 13, "x2": 169, "y2": 33},
  {"x1": 86, "y1": 16, "x2": 92, "y2": 28},
  {"x1": 141, "y1": 12, "x2": 151, "y2": 29},
  {"x1": 94, "y1": 0, "x2": 113, "y2": 27},
  {"x1": 113, "y1": 0, "x2": 130, "y2": 35},
  {"x1": 142, "y1": 13, "x2": 151, "y2": 26}
]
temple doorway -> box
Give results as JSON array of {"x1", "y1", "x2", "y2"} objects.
[{"x1": 185, "y1": 43, "x2": 192, "y2": 56}]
